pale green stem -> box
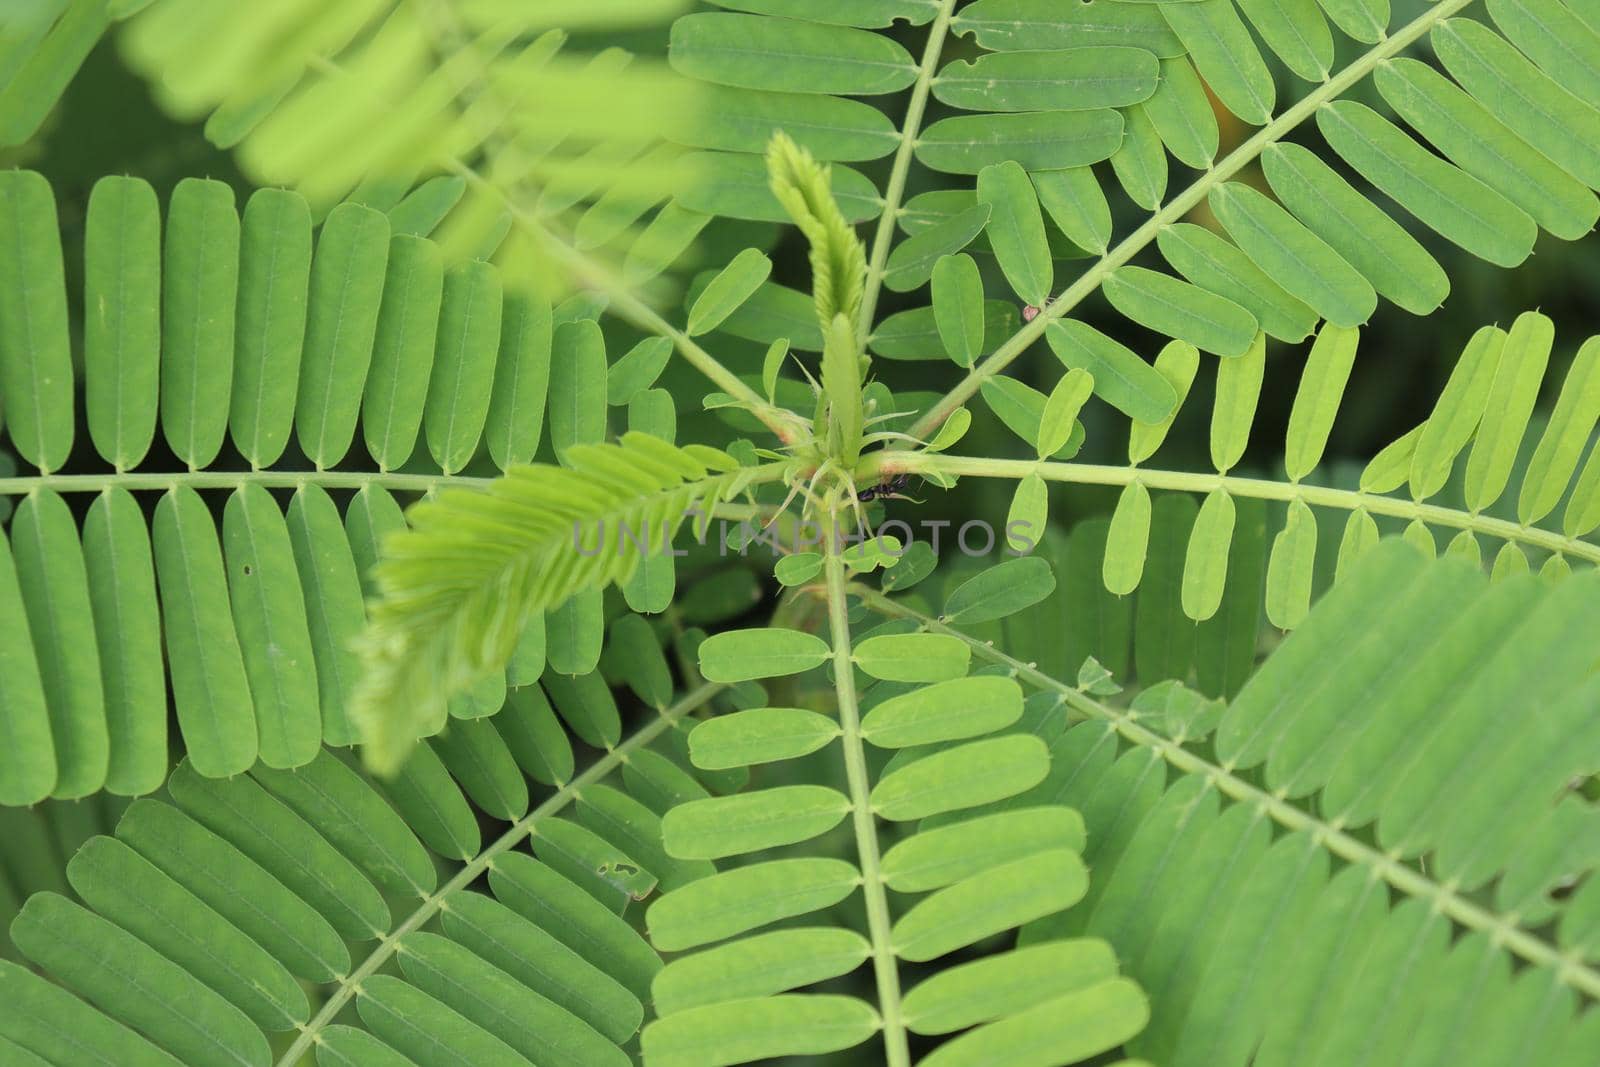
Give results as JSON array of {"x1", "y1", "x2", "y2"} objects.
[
  {"x1": 883, "y1": 453, "x2": 1600, "y2": 564},
  {"x1": 903, "y1": 0, "x2": 1476, "y2": 442},
  {"x1": 857, "y1": 0, "x2": 961, "y2": 341},
  {"x1": 822, "y1": 503, "x2": 910, "y2": 1066},
  {"x1": 276, "y1": 681, "x2": 724, "y2": 1067},
  {"x1": 853, "y1": 587, "x2": 1600, "y2": 1000}
]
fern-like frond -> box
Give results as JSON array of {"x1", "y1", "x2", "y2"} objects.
[
  {"x1": 637, "y1": 513, "x2": 1148, "y2": 1066},
  {"x1": 0, "y1": 172, "x2": 762, "y2": 802},
  {"x1": 353, "y1": 432, "x2": 760, "y2": 773},
  {"x1": 893, "y1": 315, "x2": 1600, "y2": 659},
  {"x1": 857, "y1": 540, "x2": 1600, "y2": 1059},
  {"x1": 2, "y1": 661, "x2": 742, "y2": 1066}
]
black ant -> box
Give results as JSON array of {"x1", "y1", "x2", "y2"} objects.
[{"x1": 857, "y1": 473, "x2": 911, "y2": 503}]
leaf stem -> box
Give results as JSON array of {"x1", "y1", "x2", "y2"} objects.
[
  {"x1": 822, "y1": 501, "x2": 910, "y2": 1066},
  {"x1": 852, "y1": 586, "x2": 1600, "y2": 1000},
  {"x1": 276, "y1": 680, "x2": 725, "y2": 1067},
  {"x1": 886, "y1": 453, "x2": 1600, "y2": 565},
  {"x1": 857, "y1": 0, "x2": 961, "y2": 341},
  {"x1": 903, "y1": 0, "x2": 1476, "y2": 442}
]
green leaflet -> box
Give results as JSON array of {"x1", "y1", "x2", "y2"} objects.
[
  {"x1": 1375, "y1": 58, "x2": 1598, "y2": 241},
  {"x1": 870, "y1": 735, "x2": 1049, "y2": 821},
  {"x1": 1108, "y1": 103, "x2": 1166, "y2": 211},
  {"x1": 1040, "y1": 369, "x2": 1094, "y2": 458},
  {"x1": 381, "y1": 741, "x2": 481, "y2": 860},
  {"x1": 11, "y1": 490, "x2": 108, "y2": 799},
  {"x1": 609, "y1": 338, "x2": 675, "y2": 408},
  {"x1": 647, "y1": 858, "x2": 860, "y2": 951},
  {"x1": 943, "y1": 555, "x2": 1057, "y2": 624},
  {"x1": 152, "y1": 488, "x2": 258, "y2": 778},
  {"x1": 295, "y1": 202, "x2": 391, "y2": 468},
  {"x1": 397, "y1": 932, "x2": 629, "y2": 1067},
  {"x1": 916, "y1": 111, "x2": 1124, "y2": 175},
  {"x1": 953, "y1": 0, "x2": 1184, "y2": 55},
  {"x1": 932, "y1": 254, "x2": 985, "y2": 367},
  {"x1": 1432, "y1": 17, "x2": 1600, "y2": 191},
  {"x1": 663, "y1": 785, "x2": 851, "y2": 859},
  {"x1": 432, "y1": 718, "x2": 528, "y2": 821},
  {"x1": 885, "y1": 205, "x2": 991, "y2": 293},
  {"x1": 1486, "y1": 0, "x2": 1600, "y2": 104},
  {"x1": 0, "y1": 170, "x2": 74, "y2": 472},
  {"x1": 1361, "y1": 424, "x2": 1423, "y2": 494},
  {"x1": 1144, "y1": 57, "x2": 1218, "y2": 170},
  {"x1": 979, "y1": 159, "x2": 1053, "y2": 306},
  {"x1": 1104, "y1": 481, "x2": 1153, "y2": 596},
  {"x1": 705, "y1": 0, "x2": 938, "y2": 27},
  {"x1": 675, "y1": 152, "x2": 883, "y2": 227},
  {"x1": 544, "y1": 670, "x2": 621, "y2": 749},
  {"x1": 1520, "y1": 335, "x2": 1600, "y2": 524},
  {"x1": 1047, "y1": 320, "x2": 1177, "y2": 424},
  {"x1": 669, "y1": 13, "x2": 916, "y2": 95},
  {"x1": 231, "y1": 188, "x2": 313, "y2": 469},
  {"x1": 1103, "y1": 266, "x2": 1257, "y2": 358},
  {"x1": 652, "y1": 927, "x2": 871, "y2": 1016},
  {"x1": 892, "y1": 848, "x2": 1087, "y2": 961},
  {"x1": 1284, "y1": 323, "x2": 1359, "y2": 482},
  {"x1": 355, "y1": 974, "x2": 531, "y2": 1065},
  {"x1": 287, "y1": 484, "x2": 366, "y2": 747},
  {"x1": 386, "y1": 175, "x2": 464, "y2": 237},
  {"x1": 549, "y1": 319, "x2": 609, "y2": 464},
  {"x1": 1260, "y1": 142, "x2": 1449, "y2": 317},
  {"x1": 1265, "y1": 498, "x2": 1317, "y2": 630},
  {"x1": 860, "y1": 675, "x2": 1025, "y2": 748},
  {"x1": 1317, "y1": 0, "x2": 1387, "y2": 43},
  {"x1": 441, "y1": 891, "x2": 641, "y2": 1043},
  {"x1": 484, "y1": 293, "x2": 555, "y2": 468},
  {"x1": 83, "y1": 176, "x2": 160, "y2": 470},
  {"x1": 361, "y1": 235, "x2": 445, "y2": 470},
  {"x1": 688, "y1": 248, "x2": 772, "y2": 336},
  {"x1": 1317, "y1": 101, "x2": 1536, "y2": 269},
  {"x1": 1183, "y1": 490, "x2": 1236, "y2": 622},
  {"x1": 684, "y1": 85, "x2": 900, "y2": 161},
  {"x1": 881, "y1": 806, "x2": 1086, "y2": 893},
  {"x1": 1209, "y1": 181, "x2": 1376, "y2": 328},
  {"x1": 853, "y1": 632, "x2": 971, "y2": 683},
  {"x1": 1156, "y1": 222, "x2": 1316, "y2": 343},
  {"x1": 901, "y1": 937, "x2": 1115, "y2": 1034},
  {"x1": 1128, "y1": 341, "x2": 1200, "y2": 464},
  {"x1": 424, "y1": 261, "x2": 504, "y2": 474},
  {"x1": 1161, "y1": 0, "x2": 1276, "y2": 125},
  {"x1": 0, "y1": 524, "x2": 56, "y2": 806},
  {"x1": 1464, "y1": 311, "x2": 1553, "y2": 512},
  {"x1": 161, "y1": 178, "x2": 240, "y2": 469},
  {"x1": 167, "y1": 761, "x2": 389, "y2": 941},
  {"x1": 917, "y1": 977, "x2": 1147, "y2": 1067},
  {"x1": 1237, "y1": 0, "x2": 1333, "y2": 82},
  {"x1": 643, "y1": 994, "x2": 879, "y2": 1067},
  {"x1": 1032, "y1": 167, "x2": 1112, "y2": 255},
  {"x1": 221, "y1": 485, "x2": 321, "y2": 770},
  {"x1": 0, "y1": 956, "x2": 177, "y2": 1066},
  {"x1": 66, "y1": 836, "x2": 308, "y2": 1031},
  {"x1": 12, "y1": 893, "x2": 270, "y2": 1067},
  {"x1": 935, "y1": 47, "x2": 1159, "y2": 112},
  {"x1": 982, "y1": 376, "x2": 1084, "y2": 459},
  {"x1": 1410, "y1": 325, "x2": 1504, "y2": 500},
  {"x1": 698, "y1": 629, "x2": 831, "y2": 682},
  {"x1": 1007, "y1": 474, "x2": 1049, "y2": 554},
  {"x1": 1210, "y1": 332, "x2": 1265, "y2": 473}
]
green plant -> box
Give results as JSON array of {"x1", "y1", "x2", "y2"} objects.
[{"x1": 2, "y1": 1, "x2": 1599, "y2": 1065}]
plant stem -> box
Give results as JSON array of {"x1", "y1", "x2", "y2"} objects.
[
  {"x1": 885, "y1": 453, "x2": 1600, "y2": 565},
  {"x1": 903, "y1": 0, "x2": 1476, "y2": 442},
  {"x1": 853, "y1": 586, "x2": 1600, "y2": 1000},
  {"x1": 276, "y1": 681, "x2": 724, "y2": 1067},
  {"x1": 822, "y1": 503, "x2": 910, "y2": 1066},
  {"x1": 857, "y1": 0, "x2": 961, "y2": 342}
]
